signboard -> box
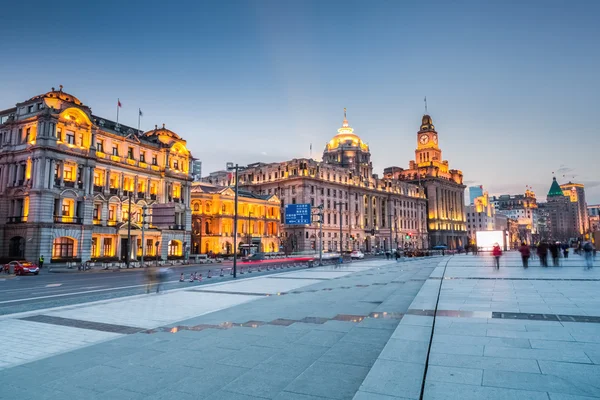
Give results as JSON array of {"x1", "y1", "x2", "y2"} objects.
[{"x1": 284, "y1": 204, "x2": 311, "y2": 225}]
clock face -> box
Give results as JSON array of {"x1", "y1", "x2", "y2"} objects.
[
  {"x1": 433, "y1": 135, "x2": 438, "y2": 144},
  {"x1": 419, "y1": 134, "x2": 429, "y2": 145}
]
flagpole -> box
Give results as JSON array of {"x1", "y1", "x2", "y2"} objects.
[
  {"x1": 116, "y1": 99, "x2": 120, "y2": 126},
  {"x1": 138, "y1": 108, "x2": 141, "y2": 133}
]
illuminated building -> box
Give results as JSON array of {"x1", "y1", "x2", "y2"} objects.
[
  {"x1": 204, "y1": 112, "x2": 428, "y2": 252},
  {"x1": 589, "y1": 205, "x2": 600, "y2": 233},
  {"x1": 560, "y1": 181, "x2": 589, "y2": 236},
  {"x1": 384, "y1": 115, "x2": 467, "y2": 249},
  {"x1": 491, "y1": 188, "x2": 538, "y2": 244},
  {"x1": 190, "y1": 182, "x2": 281, "y2": 255},
  {"x1": 545, "y1": 177, "x2": 580, "y2": 241},
  {"x1": 466, "y1": 189, "x2": 495, "y2": 245},
  {"x1": 0, "y1": 88, "x2": 192, "y2": 265}
]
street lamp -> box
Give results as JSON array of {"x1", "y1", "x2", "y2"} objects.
[
  {"x1": 333, "y1": 201, "x2": 346, "y2": 255},
  {"x1": 226, "y1": 162, "x2": 245, "y2": 278}
]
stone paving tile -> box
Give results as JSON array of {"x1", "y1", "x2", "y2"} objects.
[
  {"x1": 221, "y1": 363, "x2": 308, "y2": 399},
  {"x1": 217, "y1": 344, "x2": 279, "y2": 369},
  {"x1": 433, "y1": 333, "x2": 532, "y2": 348},
  {"x1": 484, "y1": 345, "x2": 592, "y2": 363},
  {"x1": 341, "y1": 326, "x2": 394, "y2": 346},
  {"x1": 483, "y1": 369, "x2": 600, "y2": 397},
  {"x1": 424, "y1": 381, "x2": 550, "y2": 400},
  {"x1": 206, "y1": 390, "x2": 270, "y2": 400},
  {"x1": 354, "y1": 391, "x2": 413, "y2": 399},
  {"x1": 284, "y1": 361, "x2": 370, "y2": 400},
  {"x1": 358, "y1": 359, "x2": 424, "y2": 399},
  {"x1": 173, "y1": 364, "x2": 249, "y2": 397},
  {"x1": 390, "y1": 324, "x2": 431, "y2": 342},
  {"x1": 379, "y1": 338, "x2": 429, "y2": 364},
  {"x1": 547, "y1": 394, "x2": 600, "y2": 400},
  {"x1": 320, "y1": 340, "x2": 385, "y2": 367},
  {"x1": 426, "y1": 365, "x2": 483, "y2": 385},
  {"x1": 430, "y1": 342, "x2": 484, "y2": 356},
  {"x1": 295, "y1": 328, "x2": 346, "y2": 347},
  {"x1": 428, "y1": 352, "x2": 541, "y2": 373},
  {"x1": 538, "y1": 360, "x2": 600, "y2": 390},
  {"x1": 274, "y1": 392, "x2": 336, "y2": 400}
]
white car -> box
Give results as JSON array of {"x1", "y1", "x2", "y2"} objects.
[{"x1": 350, "y1": 250, "x2": 365, "y2": 259}]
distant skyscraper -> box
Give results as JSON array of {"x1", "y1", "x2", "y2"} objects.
[
  {"x1": 469, "y1": 186, "x2": 483, "y2": 205},
  {"x1": 546, "y1": 177, "x2": 580, "y2": 241},
  {"x1": 560, "y1": 181, "x2": 588, "y2": 235},
  {"x1": 192, "y1": 160, "x2": 202, "y2": 181}
]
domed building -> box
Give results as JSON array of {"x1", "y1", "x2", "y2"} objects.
[
  {"x1": 0, "y1": 87, "x2": 194, "y2": 266},
  {"x1": 322, "y1": 110, "x2": 372, "y2": 180}
]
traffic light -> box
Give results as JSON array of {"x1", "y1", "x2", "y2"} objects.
[{"x1": 405, "y1": 233, "x2": 413, "y2": 240}]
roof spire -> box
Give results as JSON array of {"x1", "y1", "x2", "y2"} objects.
[
  {"x1": 424, "y1": 96, "x2": 428, "y2": 114},
  {"x1": 342, "y1": 108, "x2": 349, "y2": 127}
]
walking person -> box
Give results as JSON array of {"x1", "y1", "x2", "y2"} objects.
[
  {"x1": 549, "y1": 242, "x2": 560, "y2": 267},
  {"x1": 562, "y1": 243, "x2": 569, "y2": 259},
  {"x1": 492, "y1": 243, "x2": 502, "y2": 270},
  {"x1": 519, "y1": 242, "x2": 530, "y2": 268},
  {"x1": 38, "y1": 255, "x2": 44, "y2": 270},
  {"x1": 537, "y1": 241, "x2": 549, "y2": 267},
  {"x1": 394, "y1": 249, "x2": 400, "y2": 262},
  {"x1": 583, "y1": 241, "x2": 594, "y2": 270}
]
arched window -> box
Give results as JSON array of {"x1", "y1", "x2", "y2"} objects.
[
  {"x1": 193, "y1": 203, "x2": 200, "y2": 212},
  {"x1": 205, "y1": 221, "x2": 211, "y2": 235},
  {"x1": 167, "y1": 240, "x2": 181, "y2": 256},
  {"x1": 52, "y1": 237, "x2": 75, "y2": 258}
]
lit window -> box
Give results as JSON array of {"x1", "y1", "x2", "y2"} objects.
[
  {"x1": 66, "y1": 131, "x2": 75, "y2": 145},
  {"x1": 52, "y1": 237, "x2": 75, "y2": 258},
  {"x1": 112, "y1": 146, "x2": 119, "y2": 156},
  {"x1": 97, "y1": 140, "x2": 104, "y2": 153}
]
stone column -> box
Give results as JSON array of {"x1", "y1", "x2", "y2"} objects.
[
  {"x1": 47, "y1": 159, "x2": 54, "y2": 188},
  {"x1": 59, "y1": 162, "x2": 64, "y2": 186},
  {"x1": 120, "y1": 172, "x2": 124, "y2": 196},
  {"x1": 105, "y1": 169, "x2": 110, "y2": 191}
]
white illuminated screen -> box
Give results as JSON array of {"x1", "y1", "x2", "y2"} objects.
[{"x1": 475, "y1": 231, "x2": 505, "y2": 251}]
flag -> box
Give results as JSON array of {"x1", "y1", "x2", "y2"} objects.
[
  {"x1": 118, "y1": 99, "x2": 122, "y2": 108},
  {"x1": 139, "y1": 109, "x2": 143, "y2": 117}
]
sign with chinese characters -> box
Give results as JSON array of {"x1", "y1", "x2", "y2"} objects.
[{"x1": 284, "y1": 204, "x2": 311, "y2": 225}]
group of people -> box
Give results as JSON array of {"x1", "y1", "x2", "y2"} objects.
[{"x1": 516, "y1": 241, "x2": 595, "y2": 269}]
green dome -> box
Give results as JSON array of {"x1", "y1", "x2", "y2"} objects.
[{"x1": 547, "y1": 177, "x2": 564, "y2": 197}]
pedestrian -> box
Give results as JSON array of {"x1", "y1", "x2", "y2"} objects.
[
  {"x1": 537, "y1": 242, "x2": 549, "y2": 267},
  {"x1": 465, "y1": 244, "x2": 470, "y2": 255},
  {"x1": 518, "y1": 242, "x2": 530, "y2": 268},
  {"x1": 39, "y1": 255, "x2": 44, "y2": 269},
  {"x1": 549, "y1": 242, "x2": 560, "y2": 267},
  {"x1": 583, "y1": 241, "x2": 594, "y2": 269},
  {"x1": 562, "y1": 243, "x2": 569, "y2": 259},
  {"x1": 492, "y1": 243, "x2": 502, "y2": 270}
]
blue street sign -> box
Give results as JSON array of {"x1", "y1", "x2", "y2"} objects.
[{"x1": 284, "y1": 204, "x2": 311, "y2": 225}]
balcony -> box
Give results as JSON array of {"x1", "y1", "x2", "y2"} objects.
[
  {"x1": 137, "y1": 192, "x2": 145, "y2": 199},
  {"x1": 93, "y1": 219, "x2": 102, "y2": 225},
  {"x1": 54, "y1": 178, "x2": 61, "y2": 187},
  {"x1": 107, "y1": 220, "x2": 117, "y2": 226},
  {"x1": 109, "y1": 188, "x2": 118, "y2": 195},
  {"x1": 173, "y1": 197, "x2": 180, "y2": 203},
  {"x1": 7, "y1": 216, "x2": 27, "y2": 223},
  {"x1": 54, "y1": 215, "x2": 82, "y2": 224},
  {"x1": 123, "y1": 190, "x2": 133, "y2": 198},
  {"x1": 64, "y1": 180, "x2": 75, "y2": 188},
  {"x1": 94, "y1": 185, "x2": 103, "y2": 193}
]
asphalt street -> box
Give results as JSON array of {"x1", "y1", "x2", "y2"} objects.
[{"x1": 0, "y1": 257, "x2": 382, "y2": 316}]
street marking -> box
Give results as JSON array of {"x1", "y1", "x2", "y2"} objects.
[{"x1": 45, "y1": 284, "x2": 62, "y2": 287}]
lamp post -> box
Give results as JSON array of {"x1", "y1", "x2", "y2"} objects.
[
  {"x1": 450, "y1": 206, "x2": 454, "y2": 250},
  {"x1": 126, "y1": 192, "x2": 132, "y2": 268},
  {"x1": 141, "y1": 205, "x2": 147, "y2": 267},
  {"x1": 226, "y1": 162, "x2": 244, "y2": 278},
  {"x1": 333, "y1": 201, "x2": 346, "y2": 254}
]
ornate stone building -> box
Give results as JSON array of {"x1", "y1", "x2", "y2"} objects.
[
  {"x1": 0, "y1": 88, "x2": 192, "y2": 265},
  {"x1": 560, "y1": 181, "x2": 589, "y2": 237},
  {"x1": 204, "y1": 113, "x2": 428, "y2": 253},
  {"x1": 190, "y1": 182, "x2": 281, "y2": 255},
  {"x1": 545, "y1": 177, "x2": 581, "y2": 241},
  {"x1": 384, "y1": 115, "x2": 467, "y2": 249}
]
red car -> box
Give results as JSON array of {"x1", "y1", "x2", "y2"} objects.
[{"x1": 4, "y1": 261, "x2": 40, "y2": 276}]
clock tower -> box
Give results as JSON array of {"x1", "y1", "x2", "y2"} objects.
[{"x1": 415, "y1": 115, "x2": 441, "y2": 167}]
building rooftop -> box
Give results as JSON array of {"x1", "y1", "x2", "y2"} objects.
[{"x1": 547, "y1": 177, "x2": 565, "y2": 197}]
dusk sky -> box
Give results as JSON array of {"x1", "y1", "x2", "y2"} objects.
[{"x1": 1, "y1": 1, "x2": 598, "y2": 203}]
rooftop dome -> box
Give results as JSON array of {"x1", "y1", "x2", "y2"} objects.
[
  {"x1": 143, "y1": 123, "x2": 182, "y2": 140},
  {"x1": 29, "y1": 86, "x2": 84, "y2": 106},
  {"x1": 325, "y1": 109, "x2": 369, "y2": 152},
  {"x1": 547, "y1": 177, "x2": 565, "y2": 197},
  {"x1": 420, "y1": 114, "x2": 435, "y2": 132}
]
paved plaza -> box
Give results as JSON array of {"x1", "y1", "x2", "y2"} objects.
[{"x1": 0, "y1": 252, "x2": 599, "y2": 399}]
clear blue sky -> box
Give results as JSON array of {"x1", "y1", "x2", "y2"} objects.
[{"x1": 1, "y1": 0, "x2": 599, "y2": 203}]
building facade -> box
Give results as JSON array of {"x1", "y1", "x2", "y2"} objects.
[
  {"x1": 560, "y1": 181, "x2": 588, "y2": 236},
  {"x1": 190, "y1": 182, "x2": 280, "y2": 255},
  {"x1": 468, "y1": 186, "x2": 483, "y2": 205},
  {"x1": 491, "y1": 189, "x2": 538, "y2": 244},
  {"x1": 0, "y1": 88, "x2": 193, "y2": 265},
  {"x1": 204, "y1": 114, "x2": 428, "y2": 253},
  {"x1": 466, "y1": 190, "x2": 495, "y2": 244},
  {"x1": 384, "y1": 115, "x2": 467, "y2": 249},
  {"x1": 545, "y1": 177, "x2": 579, "y2": 241},
  {"x1": 588, "y1": 205, "x2": 600, "y2": 233}
]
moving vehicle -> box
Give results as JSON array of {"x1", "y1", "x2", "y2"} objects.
[
  {"x1": 350, "y1": 250, "x2": 365, "y2": 259},
  {"x1": 4, "y1": 261, "x2": 40, "y2": 276},
  {"x1": 242, "y1": 252, "x2": 267, "y2": 262}
]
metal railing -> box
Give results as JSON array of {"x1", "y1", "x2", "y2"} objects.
[{"x1": 53, "y1": 215, "x2": 82, "y2": 224}]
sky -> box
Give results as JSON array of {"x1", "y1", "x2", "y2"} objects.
[{"x1": 1, "y1": 0, "x2": 599, "y2": 203}]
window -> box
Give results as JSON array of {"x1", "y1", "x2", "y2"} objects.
[
  {"x1": 64, "y1": 166, "x2": 73, "y2": 181},
  {"x1": 25, "y1": 128, "x2": 31, "y2": 142},
  {"x1": 128, "y1": 147, "x2": 134, "y2": 160},
  {"x1": 28, "y1": 105, "x2": 34, "y2": 113},
  {"x1": 140, "y1": 152, "x2": 145, "y2": 162},
  {"x1": 91, "y1": 238, "x2": 99, "y2": 257},
  {"x1": 52, "y1": 237, "x2": 75, "y2": 258},
  {"x1": 108, "y1": 205, "x2": 116, "y2": 221},
  {"x1": 66, "y1": 131, "x2": 75, "y2": 145},
  {"x1": 103, "y1": 238, "x2": 113, "y2": 256},
  {"x1": 56, "y1": 128, "x2": 62, "y2": 140},
  {"x1": 93, "y1": 205, "x2": 101, "y2": 220},
  {"x1": 112, "y1": 146, "x2": 119, "y2": 156},
  {"x1": 97, "y1": 140, "x2": 104, "y2": 153},
  {"x1": 38, "y1": 102, "x2": 44, "y2": 110},
  {"x1": 152, "y1": 154, "x2": 157, "y2": 165},
  {"x1": 61, "y1": 202, "x2": 71, "y2": 216},
  {"x1": 173, "y1": 160, "x2": 179, "y2": 169}
]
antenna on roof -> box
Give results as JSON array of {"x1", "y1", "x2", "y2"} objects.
[{"x1": 424, "y1": 96, "x2": 428, "y2": 114}]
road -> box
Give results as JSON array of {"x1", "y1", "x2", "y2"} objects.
[{"x1": 0, "y1": 256, "x2": 381, "y2": 316}]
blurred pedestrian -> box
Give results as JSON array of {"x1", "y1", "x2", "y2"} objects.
[
  {"x1": 583, "y1": 241, "x2": 594, "y2": 269},
  {"x1": 537, "y1": 242, "x2": 549, "y2": 267},
  {"x1": 492, "y1": 243, "x2": 502, "y2": 270},
  {"x1": 530, "y1": 244, "x2": 537, "y2": 260},
  {"x1": 394, "y1": 249, "x2": 400, "y2": 262},
  {"x1": 549, "y1": 242, "x2": 560, "y2": 266},
  {"x1": 562, "y1": 243, "x2": 569, "y2": 259},
  {"x1": 518, "y1": 242, "x2": 530, "y2": 268},
  {"x1": 38, "y1": 255, "x2": 44, "y2": 269}
]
